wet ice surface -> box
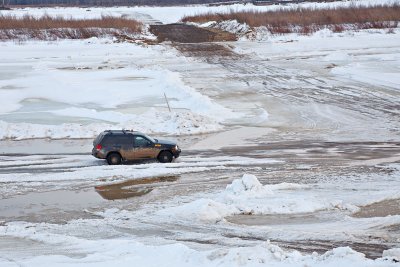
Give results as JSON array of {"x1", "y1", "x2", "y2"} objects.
[{"x1": 1, "y1": 139, "x2": 400, "y2": 263}]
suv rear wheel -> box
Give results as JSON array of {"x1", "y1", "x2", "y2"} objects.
[
  {"x1": 107, "y1": 153, "x2": 122, "y2": 165},
  {"x1": 158, "y1": 151, "x2": 173, "y2": 163}
]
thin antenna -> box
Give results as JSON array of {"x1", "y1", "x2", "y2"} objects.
[{"x1": 164, "y1": 92, "x2": 171, "y2": 113}]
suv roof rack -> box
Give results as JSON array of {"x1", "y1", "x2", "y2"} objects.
[
  {"x1": 103, "y1": 129, "x2": 138, "y2": 135},
  {"x1": 104, "y1": 130, "x2": 125, "y2": 134},
  {"x1": 122, "y1": 129, "x2": 135, "y2": 134}
]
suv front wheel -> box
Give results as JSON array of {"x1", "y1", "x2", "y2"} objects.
[
  {"x1": 107, "y1": 153, "x2": 122, "y2": 165},
  {"x1": 158, "y1": 151, "x2": 173, "y2": 163}
]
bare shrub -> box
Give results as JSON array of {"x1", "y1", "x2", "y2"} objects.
[
  {"x1": 182, "y1": 4, "x2": 400, "y2": 34},
  {"x1": 387, "y1": 28, "x2": 395, "y2": 34},
  {"x1": 332, "y1": 24, "x2": 345, "y2": 33},
  {"x1": 267, "y1": 25, "x2": 291, "y2": 34}
]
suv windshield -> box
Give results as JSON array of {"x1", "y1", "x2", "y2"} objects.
[{"x1": 141, "y1": 133, "x2": 155, "y2": 143}]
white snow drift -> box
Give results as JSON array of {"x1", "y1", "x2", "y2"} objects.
[{"x1": 0, "y1": 221, "x2": 399, "y2": 267}]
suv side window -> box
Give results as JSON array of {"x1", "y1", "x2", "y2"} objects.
[
  {"x1": 118, "y1": 135, "x2": 134, "y2": 145},
  {"x1": 102, "y1": 135, "x2": 133, "y2": 147},
  {"x1": 134, "y1": 136, "x2": 152, "y2": 148}
]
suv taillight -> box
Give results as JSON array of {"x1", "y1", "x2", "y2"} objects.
[{"x1": 96, "y1": 144, "x2": 102, "y2": 151}]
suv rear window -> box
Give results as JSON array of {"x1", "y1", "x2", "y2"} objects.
[{"x1": 93, "y1": 132, "x2": 105, "y2": 145}]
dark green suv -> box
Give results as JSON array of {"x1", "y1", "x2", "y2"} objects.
[{"x1": 92, "y1": 130, "x2": 181, "y2": 165}]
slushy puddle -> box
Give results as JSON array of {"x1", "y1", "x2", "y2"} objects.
[{"x1": 0, "y1": 176, "x2": 179, "y2": 221}]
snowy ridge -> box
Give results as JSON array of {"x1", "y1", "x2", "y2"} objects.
[
  {"x1": 0, "y1": 220, "x2": 399, "y2": 266},
  {"x1": 0, "y1": 110, "x2": 222, "y2": 139}
]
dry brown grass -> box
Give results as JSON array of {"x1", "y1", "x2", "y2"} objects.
[
  {"x1": 0, "y1": 15, "x2": 142, "y2": 40},
  {"x1": 182, "y1": 4, "x2": 400, "y2": 34}
]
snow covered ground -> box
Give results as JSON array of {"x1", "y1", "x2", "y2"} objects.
[
  {"x1": 1, "y1": 1, "x2": 400, "y2": 266},
  {"x1": 1, "y1": 27, "x2": 399, "y2": 140},
  {"x1": 0, "y1": 229, "x2": 398, "y2": 267}
]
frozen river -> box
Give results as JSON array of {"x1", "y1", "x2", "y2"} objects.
[{"x1": 1, "y1": 3, "x2": 400, "y2": 266}]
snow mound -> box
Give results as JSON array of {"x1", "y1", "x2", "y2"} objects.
[
  {"x1": 226, "y1": 173, "x2": 269, "y2": 195},
  {"x1": 158, "y1": 174, "x2": 341, "y2": 223},
  {"x1": 244, "y1": 26, "x2": 270, "y2": 41},
  {"x1": 215, "y1": 20, "x2": 250, "y2": 36},
  {"x1": 199, "y1": 20, "x2": 253, "y2": 40},
  {"x1": 210, "y1": 241, "x2": 300, "y2": 265},
  {"x1": 320, "y1": 247, "x2": 367, "y2": 262}
]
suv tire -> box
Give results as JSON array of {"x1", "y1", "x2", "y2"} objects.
[
  {"x1": 107, "y1": 153, "x2": 122, "y2": 165},
  {"x1": 158, "y1": 151, "x2": 173, "y2": 163}
]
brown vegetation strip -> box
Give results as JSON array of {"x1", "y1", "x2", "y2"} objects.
[
  {"x1": 182, "y1": 4, "x2": 400, "y2": 34},
  {"x1": 0, "y1": 15, "x2": 142, "y2": 31},
  {"x1": 0, "y1": 15, "x2": 142, "y2": 40}
]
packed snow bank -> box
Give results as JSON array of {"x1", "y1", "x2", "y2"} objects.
[
  {"x1": 0, "y1": 221, "x2": 398, "y2": 267},
  {"x1": 157, "y1": 174, "x2": 348, "y2": 222},
  {"x1": 0, "y1": 110, "x2": 222, "y2": 139}
]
